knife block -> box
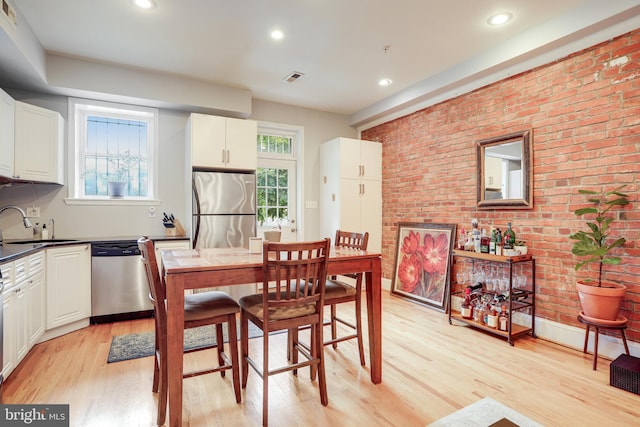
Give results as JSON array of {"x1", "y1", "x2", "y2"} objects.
[{"x1": 165, "y1": 219, "x2": 186, "y2": 237}]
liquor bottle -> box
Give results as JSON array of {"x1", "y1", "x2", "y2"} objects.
[
  {"x1": 487, "y1": 305, "x2": 498, "y2": 329},
  {"x1": 498, "y1": 305, "x2": 509, "y2": 331},
  {"x1": 461, "y1": 287, "x2": 473, "y2": 319},
  {"x1": 495, "y1": 228, "x2": 503, "y2": 256},
  {"x1": 489, "y1": 228, "x2": 496, "y2": 255},
  {"x1": 504, "y1": 222, "x2": 516, "y2": 250}
]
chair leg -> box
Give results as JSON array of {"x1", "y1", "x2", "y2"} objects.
[
  {"x1": 593, "y1": 327, "x2": 599, "y2": 371},
  {"x1": 241, "y1": 311, "x2": 249, "y2": 388},
  {"x1": 355, "y1": 293, "x2": 365, "y2": 366},
  {"x1": 152, "y1": 351, "x2": 160, "y2": 393},
  {"x1": 291, "y1": 327, "x2": 299, "y2": 376},
  {"x1": 157, "y1": 350, "x2": 168, "y2": 425},
  {"x1": 310, "y1": 326, "x2": 317, "y2": 381},
  {"x1": 330, "y1": 304, "x2": 338, "y2": 350},
  {"x1": 227, "y1": 314, "x2": 241, "y2": 403},
  {"x1": 262, "y1": 328, "x2": 269, "y2": 427},
  {"x1": 583, "y1": 324, "x2": 590, "y2": 353},
  {"x1": 316, "y1": 321, "x2": 328, "y2": 406},
  {"x1": 621, "y1": 329, "x2": 630, "y2": 355},
  {"x1": 216, "y1": 323, "x2": 226, "y2": 378}
]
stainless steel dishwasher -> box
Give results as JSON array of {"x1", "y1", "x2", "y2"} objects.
[{"x1": 91, "y1": 240, "x2": 153, "y2": 323}]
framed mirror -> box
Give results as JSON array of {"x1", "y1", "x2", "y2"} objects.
[{"x1": 477, "y1": 129, "x2": 532, "y2": 210}]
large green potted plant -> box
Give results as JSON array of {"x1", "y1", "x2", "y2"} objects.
[{"x1": 570, "y1": 185, "x2": 630, "y2": 320}]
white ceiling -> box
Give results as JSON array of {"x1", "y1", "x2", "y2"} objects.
[{"x1": 6, "y1": 0, "x2": 640, "y2": 126}]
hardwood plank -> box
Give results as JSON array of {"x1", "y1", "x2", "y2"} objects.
[{"x1": 4, "y1": 294, "x2": 639, "y2": 426}]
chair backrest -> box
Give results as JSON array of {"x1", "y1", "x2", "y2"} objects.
[
  {"x1": 137, "y1": 236, "x2": 167, "y2": 322},
  {"x1": 334, "y1": 230, "x2": 369, "y2": 280},
  {"x1": 261, "y1": 238, "x2": 331, "y2": 327},
  {"x1": 335, "y1": 230, "x2": 369, "y2": 251}
]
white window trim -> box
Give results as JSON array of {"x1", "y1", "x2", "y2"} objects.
[{"x1": 64, "y1": 97, "x2": 160, "y2": 206}]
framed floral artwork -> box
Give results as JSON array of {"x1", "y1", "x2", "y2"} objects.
[{"x1": 391, "y1": 222, "x2": 457, "y2": 312}]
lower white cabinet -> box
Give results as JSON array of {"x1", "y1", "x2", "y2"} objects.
[
  {"x1": 27, "y1": 252, "x2": 45, "y2": 346},
  {"x1": 2, "y1": 252, "x2": 46, "y2": 379},
  {"x1": 46, "y1": 244, "x2": 91, "y2": 329}
]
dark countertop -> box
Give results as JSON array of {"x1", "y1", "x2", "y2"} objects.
[{"x1": 0, "y1": 235, "x2": 190, "y2": 263}]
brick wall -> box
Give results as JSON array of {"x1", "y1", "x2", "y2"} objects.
[{"x1": 362, "y1": 29, "x2": 640, "y2": 341}]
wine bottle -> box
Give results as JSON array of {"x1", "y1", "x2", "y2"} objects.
[
  {"x1": 461, "y1": 287, "x2": 473, "y2": 319},
  {"x1": 498, "y1": 305, "x2": 509, "y2": 331},
  {"x1": 504, "y1": 222, "x2": 516, "y2": 250}
]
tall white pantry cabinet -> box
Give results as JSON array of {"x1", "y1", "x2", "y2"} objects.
[{"x1": 319, "y1": 137, "x2": 382, "y2": 252}]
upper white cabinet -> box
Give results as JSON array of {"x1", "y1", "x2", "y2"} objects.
[
  {"x1": 14, "y1": 101, "x2": 64, "y2": 184},
  {"x1": 187, "y1": 113, "x2": 257, "y2": 170},
  {"x1": 0, "y1": 88, "x2": 15, "y2": 178},
  {"x1": 319, "y1": 137, "x2": 382, "y2": 252}
]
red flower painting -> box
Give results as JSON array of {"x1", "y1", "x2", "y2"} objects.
[{"x1": 394, "y1": 225, "x2": 454, "y2": 309}]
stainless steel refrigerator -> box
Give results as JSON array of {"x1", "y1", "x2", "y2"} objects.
[
  {"x1": 192, "y1": 170, "x2": 257, "y2": 299},
  {"x1": 192, "y1": 170, "x2": 257, "y2": 249}
]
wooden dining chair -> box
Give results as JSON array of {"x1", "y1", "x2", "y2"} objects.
[
  {"x1": 294, "y1": 230, "x2": 369, "y2": 366},
  {"x1": 323, "y1": 230, "x2": 369, "y2": 365},
  {"x1": 137, "y1": 237, "x2": 241, "y2": 426},
  {"x1": 239, "y1": 238, "x2": 331, "y2": 426}
]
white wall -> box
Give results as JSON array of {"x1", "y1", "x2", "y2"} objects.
[{"x1": 0, "y1": 92, "x2": 357, "y2": 241}]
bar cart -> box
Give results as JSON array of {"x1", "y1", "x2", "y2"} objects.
[{"x1": 448, "y1": 249, "x2": 536, "y2": 346}]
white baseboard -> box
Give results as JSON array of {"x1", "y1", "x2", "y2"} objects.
[
  {"x1": 38, "y1": 318, "x2": 90, "y2": 343},
  {"x1": 448, "y1": 295, "x2": 638, "y2": 360}
]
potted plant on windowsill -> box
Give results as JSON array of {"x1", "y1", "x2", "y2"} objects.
[
  {"x1": 85, "y1": 151, "x2": 141, "y2": 198},
  {"x1": 570, "y1": 185, "x2": 630, "y2": 321}
]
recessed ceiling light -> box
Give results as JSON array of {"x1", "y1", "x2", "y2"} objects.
[
  {"x1": 487, "y1": 12, "x2": 513, "y2": 26},
  {"x1": 271, "y1": 30, "x2": 284, "y2": 40},
  {"x1": 131, "y1": 0, "x2": 157, "y2": 9},
  {"x1": 378, "y1": 78, "x2": 392, "y2": 87}
]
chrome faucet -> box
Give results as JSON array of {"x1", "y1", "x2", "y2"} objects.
[{"x1": 0, "y1": 206, "x2": 33, "y2": 243}]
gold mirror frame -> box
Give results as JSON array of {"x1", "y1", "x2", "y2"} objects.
[{"x1": 477, "y1": 129, "x2": 532, "y2": 210}]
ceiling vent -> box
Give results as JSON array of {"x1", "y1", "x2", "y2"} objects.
[
  {"x1": 283, "y1": 71, "x2": 304, "y2": 83},
  {"x1": 1, "y1": 0, "x2": 16, "y2": 27}
]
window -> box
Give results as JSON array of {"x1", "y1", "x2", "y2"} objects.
[
  {"x1": 257, "y1": 167, "x2": 289, "y2": 225},
  {"x1": 68, "y1": 98, "x2": 158, "y2": 202}
]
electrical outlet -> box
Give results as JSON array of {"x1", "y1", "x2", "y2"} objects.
[
  {"x1": 26, "y1": 207, "x2": 40, "y2": 218},
  {"x1": 148, "y1": 206, "x2": 156, "y2": 218}
]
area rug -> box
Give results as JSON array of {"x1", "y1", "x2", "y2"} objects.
[
  {"x1": 426, "y1": 397, "x2": 543, "y2": 427},
  {"x1": 108, "y1": 322, "x2": 270, "y2": 363}
]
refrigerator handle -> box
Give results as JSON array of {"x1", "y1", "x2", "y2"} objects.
[{"x1": 192, "y1": 177, "x2": 201, "y2": 249}]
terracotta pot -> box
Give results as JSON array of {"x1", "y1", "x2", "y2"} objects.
[{"x1": 576, "y1": 280, "x2": 627, "y2": 321}]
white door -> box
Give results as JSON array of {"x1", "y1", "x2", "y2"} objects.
[{"x1": 256, "y1": 158, "x2": 298, "y2": 242}]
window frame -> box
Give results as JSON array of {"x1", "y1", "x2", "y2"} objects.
[{"x1": 66, "y1": 98, "x2": 160, "y2": 205}]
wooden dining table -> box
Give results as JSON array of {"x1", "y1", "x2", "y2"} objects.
[{"x1": 161, "y1": 246, "x2": 383, "y2": 426}]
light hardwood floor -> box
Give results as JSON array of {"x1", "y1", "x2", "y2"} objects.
[{"x1": 4, "y1": 293, "x2": 639, "y2": 426}]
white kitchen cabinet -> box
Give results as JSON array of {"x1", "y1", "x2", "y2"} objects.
[
  {"x1": 14, "y1": 101, "x2": 64, "y2": 184},
  {"x1": 2, "y1": 261, "x2": 17, "y2": 378},
  {"x1": 188, "y1": 113, "x2": 257, "y2": 170},
  {"x1": 484, "y1": 156, "x2": 502, "y2": 191},
  {"x1": 0, "y1": 88, "x2": 15, "y2": 178},
  {"x1": 319, "y1": 137, "x2": 382, "y2": 252},
  {"x1": 46, "y1": 244, "x2": 91, "y2": 329},
  {"x1": 12, "y1": 257, "x2": 29, "y2": 365},
  {"x1": 27, "y1": 251, "x2": 45, "y2": 346},
  {"x1": 2, "y1": 252, "x2": 47, "y2": 380}
]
